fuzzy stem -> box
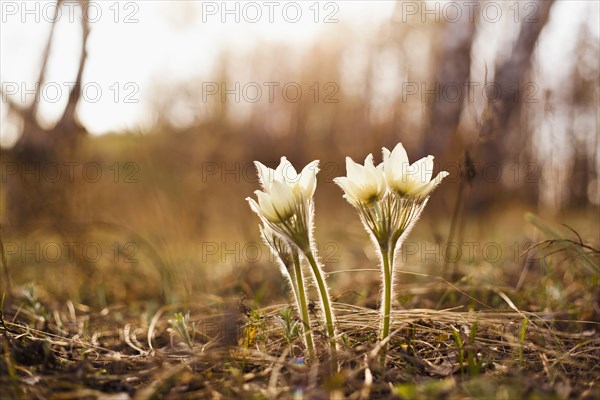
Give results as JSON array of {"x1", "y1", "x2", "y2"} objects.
[
  {"x1": 292, "y1": 251, "x2": 316, "y2": 362},
  {"x1": 379, "y1": 245, "x2": 393, "y2": 367},
  {"x1": 303, "y1": 249, "x2": 338, "y2": 368}
]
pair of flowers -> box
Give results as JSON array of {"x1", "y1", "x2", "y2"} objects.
[
  {"x1": 247, "y1": 143, "x2": 448, "y2": 366},
  {"x1": 251, "y1": 144, "x2": 447, "y2": 218},
  {"x1": 335, "y1": 144, "x2": 448, "y2": 206}
]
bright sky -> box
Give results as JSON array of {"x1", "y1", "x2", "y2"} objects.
[
  {"x1": 0, "y1": 1, "x2": 395, "y2": 144},
  {"x1": 0, "y1": 1, "x2": 597, "y2": 147}
]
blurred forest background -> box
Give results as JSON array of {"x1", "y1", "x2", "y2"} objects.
[{"x1": 0, "y1": 0, "x2": 598, "y2": 308}]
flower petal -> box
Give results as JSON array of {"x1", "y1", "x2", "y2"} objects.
[
  {"x1": 382, "y1": 147, "x2": 391, "y2": 164},
  {"x1": 255, "y1": 190, "x2": 279, "y2": 222},
  {"x1": 334, "y1": 176, "x2": 361, "y2": 204},
  {"x1": 382, "y1": 146, "x2": 397, "y2": 188},
  {"x1": 246, "y1": 197, "x2": 262, "y2": 215},
  {"x1": 363, "y1": 156, "x2": 386, "y2": 200},
  {"x1": 298, "y1": 160, "x2": 319, "y2": 199},
  {"x1": 275, "y1": 156, "x2": 298, "y2": 183},
  {"x1": 346, "y1": 157, "x2": 366, "y2": 184},
  {"x1": 390, "y1": 143, "x2": 409, "y2": 181},
  {"x1": 254, "y1": 161, "x2": 274, "y2": 192},
  {"x1": 270, "y1": 180, "x2": 296, "y2": 219},
  {"x1": 411, "y1": 156, "x2": 434, "y2": 184},
  {"x1": 411, "y1": 170, "x2": 449, "y2": 198}
]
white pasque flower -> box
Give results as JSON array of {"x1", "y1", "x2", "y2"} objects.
[
  {"x1": 248, "y1": 157, "x2": 320, "y2": 223},
  {"x1": 255, "y1": 157, "x2": 319, "y2": 200},
  {"x1": 248, "y1": 180, "x2": 296, "y2": 223},
  {"x1": 382, "y1": 143, "x2": 449, "y2": 198},
  {"x1": 333, "y1": 154, "x2": 386, "y2": 205}
]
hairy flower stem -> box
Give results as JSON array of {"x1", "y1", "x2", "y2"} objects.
[
  {"x1": 303, "y1": 250, "x2": 338, "y2": 368},
  {"x1": 379, "y1": 245, "x2": 393, "y2": 367},
  {"x1": 292, "y1": 251, "x2": 316, "y2": 362}
]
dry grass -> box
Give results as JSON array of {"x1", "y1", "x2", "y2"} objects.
[{"x1": 1, "y1": 287, "x2": 599, "y2": 399}]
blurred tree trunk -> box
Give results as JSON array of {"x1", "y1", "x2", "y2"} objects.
[
  {"x1": 472, "y1": 0, "x2": 555, "y2": 210},
  {"x1": 569, "y1": 25, "x2": 599, "y2": 206},
  {"x1": 2, "y1": 0, "x2": 90, "y2": 232},
  {"x1": 424, "y1": 5, "x2": 477, "y2": 158}
]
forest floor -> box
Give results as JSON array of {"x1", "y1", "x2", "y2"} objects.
[{"x1": 1, "y1": 212, "x2": 599, "y2": 399}]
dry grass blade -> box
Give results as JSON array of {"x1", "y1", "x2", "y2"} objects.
[{"x1": 133, "y1": 362, "x2": 190, "y2": 400}]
